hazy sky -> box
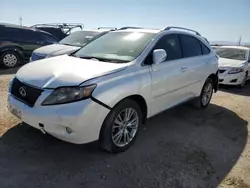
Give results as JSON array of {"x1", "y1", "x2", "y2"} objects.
[{"x1": 1, "y1": 0, "x2": 250, "y2": 43}]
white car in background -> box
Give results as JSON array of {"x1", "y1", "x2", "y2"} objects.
[
  {"x1": 30, "y1": 29, "x2": 112, "y2": 61},
  {"x1": 216, "y1": 46, "x2": 250, "y2": 87},
  {"x1": 8, "y1": 26, "x2": 218, "y2": 153}
]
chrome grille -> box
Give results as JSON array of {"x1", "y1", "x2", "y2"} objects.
[{"x1": 10, "y1": 78, "x2": 43, "y2": 107}]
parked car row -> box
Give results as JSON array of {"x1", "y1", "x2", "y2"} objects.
[
  {"x1": 30, "y1": 29, "x2": 112, "y2": 61},
  {"x1": 7, "y1": 26, "x2": 219, "y2": 153},
  {"x1": 0, "y1": 23, "x2": 58, "y2": 68},
  {"x1": 0, "y1": 23, "x2": 114, "y2": 68},
  {"x1": 2, "y1": 23, "x2": 249, "y2": 90}
]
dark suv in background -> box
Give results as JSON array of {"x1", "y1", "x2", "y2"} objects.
[{"x1": 0, "y1": 23, "x2": 58, "y2": 68}]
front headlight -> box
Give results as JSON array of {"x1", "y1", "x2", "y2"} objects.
[
  {"x1": 228, "y1": 67, "x2": 245, "y2": 74},
  {"x1": 42, "y1": 84, "x2": 96, "y2": 105}
]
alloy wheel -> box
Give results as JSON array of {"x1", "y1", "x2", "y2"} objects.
[
  {"x1": 3, "y1": 54, "x2": 18, "y2": 67},
  {"x1": 201, "y1": 82, "x2": 213, "y2": 106},
  {"x1": 111, "y1": 108, "x2": 139, "y2": 147}
]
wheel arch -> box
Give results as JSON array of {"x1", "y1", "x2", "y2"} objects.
[
  {"x1": 98, "y1": 94, "x2": 148, "y2": 139},
  {"x1": 207, "y1": 71, "x2": 218, "y2": 92},
  {"x1": 120, "y1": 94, "x2": 148, "y2": 124},
  {"x1": 0, "y1": 46, "x2": 24, "y2": 61}
]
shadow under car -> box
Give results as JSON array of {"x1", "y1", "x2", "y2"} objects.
[{"x1": 0, "y1": 103, "x2": 248, "y2": 188}]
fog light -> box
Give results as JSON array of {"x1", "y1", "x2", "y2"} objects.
[{"x1": 66, "y1": 127, "x2": 73, "y2": 134}]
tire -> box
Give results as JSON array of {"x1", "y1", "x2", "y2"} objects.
[
  {"x1": 192, "y1": 78, "x2": 214, "y2": 109},
  {"x1": 0, "y1": 51, "x2": 20, "y2": 68},
  {"x1": 99, "y1": 99, "x2": 143, "y2": 153},
  {"x1": 238, "y1": 73, "x2": 248, "y2": 88}
]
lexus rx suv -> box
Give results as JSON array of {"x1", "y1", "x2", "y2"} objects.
[{"x1": 8, "y1": 26, "x2": 218, "y2": 153}]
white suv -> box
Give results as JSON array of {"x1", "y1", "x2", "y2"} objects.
[{"x1": 8, "y1": 26, "x2": 218, "y2": 153}]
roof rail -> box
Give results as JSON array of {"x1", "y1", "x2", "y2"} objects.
[
  {"x1": 119, "y1": 27, "x2": 144, "y2": 30},
  {"x1": 32, "y1": 23, "x2": 84, "y2": 29},
  {"x1": 31, "y1": 23, "x2": 84, "y2": 35},
  {"x1": 162, "y1": 26, "x2": 201, "y2": 36},
  {"x1": 97, "y1": 27, "x2": 117, "y2": 30}
]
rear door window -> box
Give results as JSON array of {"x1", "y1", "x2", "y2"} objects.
[
  {"x1": 180, "y1": 34, "x2": 202, "y2": 58},
  {"x1": 21, "y1": 30, "x2": 41, "y2": 43}
]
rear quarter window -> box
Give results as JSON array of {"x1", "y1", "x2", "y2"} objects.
[
  {"x1": 40, "y1": 33, "x2": 58, "y2": 44},
  {"x1": 200, "y1": 42, "x2": 211, "y2": 55}
]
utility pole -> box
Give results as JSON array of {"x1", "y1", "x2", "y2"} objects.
[
  {"x1": 19, "y1": 15, "x2": 22, "y2": 26},
  {"x1": 238, "y1": 36, "x2": 241, "y2": 46}
]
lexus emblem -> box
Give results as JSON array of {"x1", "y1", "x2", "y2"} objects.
[{"x1": 19, "y1": 87, "x2": 27, "y2": 97}]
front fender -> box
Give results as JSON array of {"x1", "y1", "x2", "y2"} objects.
[{"x1": 91, "y1": 66, "x2": 152, "y2": 110}]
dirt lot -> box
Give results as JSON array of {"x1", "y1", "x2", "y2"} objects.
[{"x1": 0, "y1": 68, "x2": 250, "y2": 188}]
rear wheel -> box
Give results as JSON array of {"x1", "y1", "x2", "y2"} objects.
[
  {"x1": 99, "y1": 99, "x2": 142, "y2": 153},
  {"x1": 0, "y1": 51, "x2": 20, "y2": 68},
  {"x1": 192, "y1": 78, "x2": 213, "y2": 109}
]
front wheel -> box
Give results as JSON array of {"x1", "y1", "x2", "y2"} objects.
[
  {"x1": 99, "y1": 99, "x2": 142, "y2": 153},
  {"x1": 192, "y1": 78, "x2": 214, "y2": 109}
]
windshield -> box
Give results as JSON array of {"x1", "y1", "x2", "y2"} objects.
[
  {"x1": 74, "y1": 31, "x2": 156, "y2": 63},
  {"x1": 216, "y1": 48, "x2": 247, "y2": 61},
  {"x1": 59, "y1": 31, "x2": 101, "y2": 47}
]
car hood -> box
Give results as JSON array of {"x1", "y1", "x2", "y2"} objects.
[
  {"x1": 218, "y1": 58, "x2": 246, "y2": 68},
  {"x1": 16, "y1": 55, "x2": 128, "y2": 89},
  {"x1": 34, "y1": 44, "x2": 80, "y2": 56}
]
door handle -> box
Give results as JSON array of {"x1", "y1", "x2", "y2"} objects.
[{"x1": 181, "y1": 67, "x2": 188, "y2": 72}]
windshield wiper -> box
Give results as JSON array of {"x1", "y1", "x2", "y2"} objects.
[
  {"x1": 60, "y1": 43, "x2": 73, "y2": 46},
  {"x1": 78, "y1": 56, "x2": 128, "y2": 63}
]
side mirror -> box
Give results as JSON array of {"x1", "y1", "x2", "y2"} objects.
[{"x1": 152, "y1": 49, "x2": 167, "y2": 65}]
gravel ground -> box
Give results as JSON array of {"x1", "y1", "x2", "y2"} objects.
[{"x1": 0, "y1": 68, "x2": 250, "y2": 188}]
